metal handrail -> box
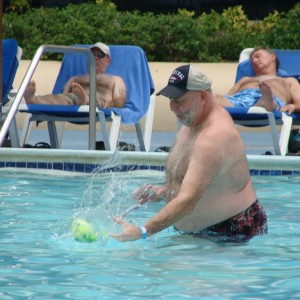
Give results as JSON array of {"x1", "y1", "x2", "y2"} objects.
[{"x1": 0, "y1": 45, "x2": 97, "y2": 149}]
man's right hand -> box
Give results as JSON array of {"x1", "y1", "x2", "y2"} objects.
[{"x1": 132, "y1": 185, "x2": 166, "y2": 205}]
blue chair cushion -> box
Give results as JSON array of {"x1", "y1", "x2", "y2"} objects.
[{"x1": 2, "y1": 39, "x2": 19, "y2": 105}]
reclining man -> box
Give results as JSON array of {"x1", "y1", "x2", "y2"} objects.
[
  {"x1": 214, "y1": 47, "x2": 300, "y2": 113},
  {"x1": 24, "y1": 42, "x2": 126, "y2": 108}
]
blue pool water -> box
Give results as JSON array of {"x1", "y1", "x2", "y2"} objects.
[{"x1": 1, "y1": 169, "x2": 300, "y2": 299}]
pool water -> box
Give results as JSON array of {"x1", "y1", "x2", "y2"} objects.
[{"x1": 0, "y1": 169, "x2": 300, "y2": 299}]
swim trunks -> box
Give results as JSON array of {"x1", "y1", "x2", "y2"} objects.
[
  {"x1": 176, "y1": 200, "x2": 268, "y2": 242},
  {"x1": 61, "y1": 93, "x2": 78, "y2": 105},
  {"x1": 61, "y1": 92, "x2": 103, "y2": 107},
  {"x1": 225, "y1": 88, "x2": 285, "y2": 109}
]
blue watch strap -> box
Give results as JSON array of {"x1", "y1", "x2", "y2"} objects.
[{"x1": 139, "y1": 226, "x2": 147, "y2": 239}]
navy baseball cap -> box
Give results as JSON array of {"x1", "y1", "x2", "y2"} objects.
[{"x1": 157, "y1": 64, "x2": 211, "y2": 99}]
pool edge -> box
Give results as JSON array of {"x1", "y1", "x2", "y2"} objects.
[{"x1": 1, "y1": 148, "x2": 300, "y2": 173}]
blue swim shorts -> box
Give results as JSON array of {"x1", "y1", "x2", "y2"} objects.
[{"x1": 225, "y1": 88, "x2": 285, "y2": 109}]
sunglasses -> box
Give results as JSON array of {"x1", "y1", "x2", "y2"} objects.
[{"x1": 93, "y1": 52, "x2": 106, "y2": 59}]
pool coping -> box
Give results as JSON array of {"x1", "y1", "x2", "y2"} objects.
[{"x1": 1, "y1": 148, "x2": 300, "y2": 174}]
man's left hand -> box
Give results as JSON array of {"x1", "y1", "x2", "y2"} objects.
[{"x1": 280, "y1": 104, "x2": 295, "y2": 114}]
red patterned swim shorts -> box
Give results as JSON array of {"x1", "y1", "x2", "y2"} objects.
[
  {"x1": 177, "y1": 200, "x2": 268, "y2": 242},
  {"x1": 202, "y1": 199, "x2": 268, "y2": 242}
]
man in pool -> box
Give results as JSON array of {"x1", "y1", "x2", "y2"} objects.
[
  {"x1": 213, "y1": 47, "x2": 300, "y2": 113},
  {"x1": 110, "y1": 64, "x2": 267, "y2": 242},
  {"x1": 24, "y1": 42, "x2": 126, "y2": 109}
]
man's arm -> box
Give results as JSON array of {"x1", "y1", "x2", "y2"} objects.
[
  {"x1": 63, "y1": 75, "x2": 90, "y2": 93},
  {"x1": 286, "y1": 77, "x2": 300, "y2": 113},
  {"x1": 226, "y1": 77, "x2": 250, "y2": 95},
  {"x1": 109, "y1": 76, "x2": 127, "y2": 108},
  {"x1": 110, "y1": 135, "x2": 219, "y2": 241},
  {"x1": 142, "y1": 137, "x2": 218, "y2": 236},
  {"x1": 133, "y1": 185, "x2": 167, "y2": 205}
]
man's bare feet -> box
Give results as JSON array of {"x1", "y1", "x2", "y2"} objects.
[
  {"x1": 70, "y1": 82, "x2": 88, "y2": 105},
  {"x1": 24, "y1": 81, "x2": 37, "y2": 104},
  {"x1": 257, "y1": 81, "x2": 276, "y2": 111}
]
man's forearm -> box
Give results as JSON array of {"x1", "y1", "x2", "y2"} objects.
[
  {"x1": 63, "y1": 75, "x2": 90, "y2": 93},
  {"x1": 143, "y1": 195, "x2": 189, "y2": 236}
]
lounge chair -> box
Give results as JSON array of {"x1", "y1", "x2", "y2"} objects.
[
  {"x1": 18, "y1": 45, "x2": 155, "y2": 151},
  {"x1": 1, "y1": 38, "x2": 23, "y2": 147},
  {"x1": 225, "y1": 48, "x2": 300, "y2": 156}
]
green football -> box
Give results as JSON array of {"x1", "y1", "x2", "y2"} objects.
[{"x1": 72, "y1": 218, "x2": 99, "y2": 243}]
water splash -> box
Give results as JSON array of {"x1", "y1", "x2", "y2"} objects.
[{"x1": 72, "y1": 152, "x2": 147, "y2": 244}]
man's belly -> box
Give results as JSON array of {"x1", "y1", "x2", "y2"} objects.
[{"x1": 174, "y1": 191, "x2": 256, "y2": 232}]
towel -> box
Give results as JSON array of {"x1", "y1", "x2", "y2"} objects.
[
  {"x1": 2, "y1": 39, "x2": 19, "y2": 105},
  {"x1": 52, "y1": 44, "x2": 155, "y2": 124}
]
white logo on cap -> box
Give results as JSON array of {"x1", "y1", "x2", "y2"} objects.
[{"x1": 172, "y1": 70, "x2": 185, "y2": 80}]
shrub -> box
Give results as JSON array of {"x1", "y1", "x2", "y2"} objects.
[
  {"x1": 266, "y1": 3, "x2": 300, "y2": 49},
  {"x1": 245, "y1": 10, "x2": 285, "y2": 48},
  {"x1": 3, "y1": 2, "x2": 119, "y2": 59},
  {"x1": 3, "y1": 2, "x2": 300, "y2": 61}
]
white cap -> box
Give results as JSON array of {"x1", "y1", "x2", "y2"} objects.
[{"x1": 89, "y1": 42, "x2": 111, "y2": 58}]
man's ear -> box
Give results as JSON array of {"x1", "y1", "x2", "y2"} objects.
[
  {"x1": 200, "y1": 90, "x2": 208, "y2": 100},
  {"x1": 270, "y1": 53, "x2": 276, "y2": 62}
]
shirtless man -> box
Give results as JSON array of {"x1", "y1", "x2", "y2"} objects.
[
  {"x1": 24, "y1": 42, "x2": 126, "y2": 108},
  {"x1": 214, "y1": 47, "x2": 300, "y2": 113},
  {"x1": 111, "y1": 65, "x2": 267, "y2": 242}
]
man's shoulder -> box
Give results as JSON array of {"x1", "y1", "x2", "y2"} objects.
[{"x1": 284, "y1": 76, "x2": 299, "y2": 83}]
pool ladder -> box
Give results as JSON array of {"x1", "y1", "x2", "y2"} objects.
[{"x1": 0, "y1": 45, "x2": 98, "y2": 150}]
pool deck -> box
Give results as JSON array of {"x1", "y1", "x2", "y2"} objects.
[
  {"x1": 6, "y1": 59, "x2": 300, "y2": 163},
  {"x1": 13, "y1": 127, "x2": 281, "y2": 155}
]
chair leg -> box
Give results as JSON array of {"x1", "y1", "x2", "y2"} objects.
[
  {"x1": 19, "y1": 113, "x2": 33, "y2": 147},
  {"x1": 136, "y1": 122, "x2": 146, "y2": 151},
  {"x1": 279, "y1": 113, "x2": 292, "y2": 156},
  {"x1": 143, "y1": 94, "x2": 155, "y2": 152},
  {"x1": 8, "y1": 116, "x2": 20, "y2": 148},
  {"x1": 48, "y1": 121, "x2": 59, "y2": 148},
  {"x1": 267, "y1": 113, "x2": 281, "y2": 155},
  {"x1": 97, "y1": 111, "x2": 111, "y2": 150},
  {"x1": 56, "y1": 121, "x2": 65, "y2": 146},
  {"x1": 109, "y1": 112, "x2": 121, "y2": 152}
]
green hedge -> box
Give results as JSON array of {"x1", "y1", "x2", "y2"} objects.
[{"x1": 3, "y1": 1, "x2": 300, "y2": 61}]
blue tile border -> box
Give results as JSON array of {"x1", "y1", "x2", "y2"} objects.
[
  {"x1": 0, "y1": 159, "x2": 300, "y2": 176},
  {"x1": 0, "y1": 161, "x2": 166, "y2": 173},
  {"x1": 249, "y1": 169, "x2": 296, "y2": 176}
]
